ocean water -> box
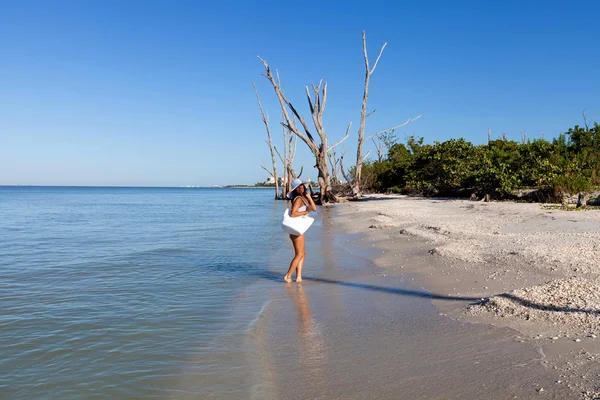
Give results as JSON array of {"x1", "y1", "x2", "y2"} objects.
[
  {"x1": 0, "y1": 186, "x2": 302, "y2": 399},
  {"x1": 1, "y1": 186, "x2": 570, "y2": 400}
]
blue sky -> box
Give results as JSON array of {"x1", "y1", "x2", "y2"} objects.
[{"x1": 1, "y1": 0, "x2": 599, "y2": 186}]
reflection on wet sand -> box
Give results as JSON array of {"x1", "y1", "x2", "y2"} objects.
[{"x1": 285, "y1": 283, "x2": 326, "y2": 387}]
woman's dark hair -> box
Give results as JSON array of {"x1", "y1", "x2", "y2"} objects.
[{"x1": 290, "y1": 185, "x2": 306, "y2": 202}]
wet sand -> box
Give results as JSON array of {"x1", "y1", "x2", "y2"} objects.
[{"x1": 248, "y1": 202, "x2": 575, "y2": 399}]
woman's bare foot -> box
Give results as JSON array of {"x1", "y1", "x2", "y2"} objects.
[
  {"x1": 284, "y1": 275, "x2": 292, "y2": 283},
  {"x1": 296, "y1": 277, "x2": 302, "y2": 282}
]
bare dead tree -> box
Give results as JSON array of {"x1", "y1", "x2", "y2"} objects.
[
  {"x1": 327, "y1": 121, "x2": 352, "y2": 185},
  {"x1": 353, "y1": 31, "x2": 386, "y2": 197},
  {"x1": 253, "y1": 82, "x2": 279, "y2": 199},
  {"x1": 277, "y1": 72, "x2": 301, "y2": 199},
  {"x1": 371, "y1": 129, "x2": 397, "y2": 162},
  {"x1": 353, "y1": 31, "x2": 421, "y2": 197},
  {"x1": 521, "y1": 129, "x2": 527, "y2": 144},
  {"x1": 487, "y1": 128, "x2": 491, "y2": 144},
  {"x1": 281, "y1": 112, "x2": 288, "y2": 199},
  {"x1": 328, "y1": 147, "x2": 340, "y2": 184},
  {"x1": 274, "y1": 132, "x2": 302, "y2": 198},
  {"x1": 372, "y1": 136, "x2": 385, "y2": 163},
  {"x1": 583, "y1": 110, "x2": 590, "y2": 130},
  {"x1": 258, "y1": 56, "x2": 338, "y2": 203},
  {"x1": 280, "y1": 112, "x2": 295, "y2": 198}
]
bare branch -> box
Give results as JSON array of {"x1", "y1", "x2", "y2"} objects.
[
  {"x1": 371, "y1": 136, "x2": 385, "y2": 162},
  {"x1": 328, "y1": 150, "x2": 338, "y2": 183},
  {"x1": 291, "y1": 131, "x2": 298, "y2": 161},
  {"x1": 286, "y1": 101, "x2": 316, "y2": 144},
  {"x1": 258, "y1": 56, "x2": 317, "y2": 152},
  {"x1": 253, "y1": 82, "x2": 269, "y2": 125},
  {"x1": 274, "y1": 146, "x2": 285, "y2": 165},
  {"x1": 339, "y1": 154, "x2": 352, "y2": 184},
  {"x1": 583, "y1": 109, "x2": 590, "y2": 130},
  {"x1": 366, "y1": 109, "x2": 376, "y2": 118},
  {"x1": 319, "y1": 82, "x2": 327, "y2": 122},
  {"x1": 328, "y1": 121, "x2": 352, "y2": 152},
  {"x1": 305, "y1": 86, "x2": 315, "y2": 115},
  {"x1": 362, "y1": 31, "x2": 370, "y2": 71},
  {"x1": 521, "y1": 129, "x2": 527, "y2": 144},
  {"x1": 370, "y1": 43, "x2": 387, "y2": 75},
  {"x1": 254, "y1": 81, "x2": 279, "y2": 198},
  {"x1": 364, "y1": 115, "x2": 422, "y2": 142},
  {"x1": 261, "y1": 163, "x2": 273, "y2": 176},
  {"x1": 362, "y1": 150, "x2": 371, "y2": 162}
]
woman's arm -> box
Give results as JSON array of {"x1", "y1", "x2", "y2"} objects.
[{"x1": 302, "y1": 191, "x2": 317, "y2": 211}]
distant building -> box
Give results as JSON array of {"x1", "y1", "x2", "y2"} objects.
[{"x1": 263, "y1": 176, "x2": 293, "y2": 185}]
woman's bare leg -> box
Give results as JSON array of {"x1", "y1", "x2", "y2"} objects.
[
  {"x1": 296, "y1": 256, "x2": 304, "y2": 282},
  {"x1": 284, "y1": 234, "x2": 305, "y2": 283}
]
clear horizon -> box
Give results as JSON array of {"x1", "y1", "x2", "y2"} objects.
[{"x1": 2, "y1": 0, "x2": 599, "y2": 186}]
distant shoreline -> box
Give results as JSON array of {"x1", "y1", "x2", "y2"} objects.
[{"x1": 0, "y1": 185, "x2": 275, "y2": 189}]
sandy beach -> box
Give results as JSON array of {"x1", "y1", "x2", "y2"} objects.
[{"x1": 335, "y1": 195, "x2": 600, "y2": 399}]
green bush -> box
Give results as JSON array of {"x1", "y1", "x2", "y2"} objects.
[{"x1": 357, "y1": 122, "x2": 600, "y2": 201}]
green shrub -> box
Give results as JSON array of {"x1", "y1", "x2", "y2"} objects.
[{"x1": 358, "y1": 122, "x2": 600, "y2": 201}]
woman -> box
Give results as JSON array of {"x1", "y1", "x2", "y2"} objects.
[{"x1": 284, "y1": 179, "x2": 317, "y2": 283}]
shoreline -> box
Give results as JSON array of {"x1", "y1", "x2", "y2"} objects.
[
  {"x1": 334, "y1": 194, "x2": 600, "y2": 398},
  {"x1": 251, "y1": 204, "x2": 572, "y2": 399}
]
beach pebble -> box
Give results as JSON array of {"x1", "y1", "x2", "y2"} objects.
[
  {"x1": 538, "y1": 387, "x2": 544, "y2": 392},
  {"x1": 575, "y1": 338, "x2": 581, "y2": 342}
]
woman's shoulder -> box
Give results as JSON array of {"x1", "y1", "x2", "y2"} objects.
[{"x1": 292, "y1": 196, "x2": 307, "y2": 205}]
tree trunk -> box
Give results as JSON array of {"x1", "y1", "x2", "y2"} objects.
[
  {"x1": 316, "y1": 144, "x2": 335, "y2": 203},
  {"x1": 353, "y1": 31, "x2": 386, "y2": 197},
  {"x1": 352, "y1": 32, "x2": 420, "y2": 197}
]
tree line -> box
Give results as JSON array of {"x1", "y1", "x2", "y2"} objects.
[{"x1": 360, "y1": 121, "x2": 600, "y2": 204}]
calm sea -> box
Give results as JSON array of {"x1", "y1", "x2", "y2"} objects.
[
  {"x1": 0, "y1": 186, "x2": 309, "y2": 399},
  {"x1": 1, "y1": 187, "x2": 575, "y2": 400}
]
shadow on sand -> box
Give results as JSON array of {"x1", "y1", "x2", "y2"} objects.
[
  {"x1": 493, "y1": 293, "x2": 600, "y2": 316},
  {"x1": 351, "y1": 195, "x2": 470, "y2": 203},
  {"x1": 228, "y1": 265, "x2": 600, "y2": 316}
]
